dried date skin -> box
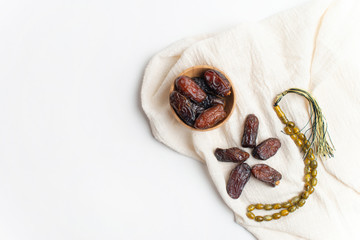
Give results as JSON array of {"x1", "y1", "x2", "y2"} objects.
[
  {"x1": 209, "y1": 95, "x2": 225, "y2": 106},
  {"x1": 192, "y1": 77, "x2": 225, "y2": 109},
  {"x1": 194, "y1": 104, "x2": 227, "y2": 129},
  {"x1": 175, "y1": 75, "x2": 207, "y2": 103},
  {"x1": 251, "y1": 164, "x2": 282, "y2": 187},
  {"x1": 214, "y1": 147, "x2": 250, "y2": 163},
  {"x1": 192, "y1": 77, "x2": 215, "y2": 95},
  {"x1": 227, "y1": 163, "x2": 251, "y2": 199},
  {"x1": 169, "y1": 91, "x2": 196, "y2": 126},
  {"x1": 204, "y1": 70, "x2": 231, "y2": 97},
  {"x1": 199, "y1": 94, "x2": 225, "y2": 109},
  {"x1": 252, "y1": 138, "x2": 281, "y2": 160},
  {"x1": 193, "y1": 104, "x2": 205, "y2": 117},
  {"x1": 241, "y1": 114, "x2": 259, "y2": 148}
]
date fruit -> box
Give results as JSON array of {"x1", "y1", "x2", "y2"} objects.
[
  {"x1": 194, "y1": 104, "x2": 227, "y2": 129},
  {"x1": 192, "y1": 77, "x2": 225, "y2": 109},
  {"x1": 227, "y1": 163, "x2": 251, "y2": 199},
  {"x1": 199, "y1": 94, "x2": 225, "y2": 109},
  {"x1": 241, "y1": 114, "x2": 259, "y2": 148},
  {"x1": 192, "y1": 77, "x2": 215, "y2": 95},
  {"x1": 252, "y1": 138, "x2": 281, "y2": 160},
  {"x1": 214, "y1": 147, "x2": 250, "y2": 163},
  {"x1": 169, "y1": 91, "x2": 197, "y2": 126},
  {"x1": 204, "y1": 70, "x2": 231, "y2": 97},
  {"x1": 175, "y1": 75, "x2": 207, "y2": 103},
  {"x1": 251, "y1": 164, "x2": 282, "y2": 187}
]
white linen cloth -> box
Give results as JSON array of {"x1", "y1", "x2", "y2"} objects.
[{"x1": 141, "y1": 0, "x2": 360, "y2": 239}]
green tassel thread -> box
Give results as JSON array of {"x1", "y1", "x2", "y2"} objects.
[{"x1": 273, "y1": 88, "x2": 335, "y2": 159}]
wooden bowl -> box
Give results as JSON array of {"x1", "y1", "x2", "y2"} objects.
[{"x1": 169, "y1": 65, "x2": 236, "y2": 131}]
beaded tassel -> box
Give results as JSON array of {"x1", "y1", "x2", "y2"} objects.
[
  {"x1": 273, "y1": 88, "x2": 335, "y2": 159},
  {"x1": 246, "y1": 88, "x2": 334, "y2": 222}
]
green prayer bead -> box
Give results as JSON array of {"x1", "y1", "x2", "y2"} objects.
[
  {"x1": 304, "y1": 174, "x2": 311, "y2": 182},
  {"x1": 290, "y1": 196, "x2": 300, "y2": 205},
  {"x1": 293, "y1": 127, "x2": 300, "y2": 134},
  {"x1": 307, "y1": 153, "x2": 315, "y2": 161},
  {"x1": 280, "y1": 116, "x2": 289, "y2": 124},
  {"x1": 272, "y1": 213, "x2": 281, "y2": 219},
  {"x1": 264, "y1": 215, "x2": 273, "y2": 221},
  {"x1": 284, "y1": 126, "x2": 293, "y2": 135},
  {"x1": 246, "y1": 212, "x2": 255, "y2": 219},
  {"x1": 287, "y1": 122, "x2": 295, "y2": 128},
  {"x1": 298, "y1": 133, "x2": 306, "y2": 140},
  {"x1": 298, "y1": 199, "x2": 306, "y2": 207},
  {"x1": 301, "y1": 191, "x2": 310, "y2": 199},
  {"x1": 302, "y1": 141, "x2": 311, "y2": 151},
  {"x1": 281, "y1": 202, "x2": 291, "y2": 208},
  {"x1": 247, "y1": 205, "x2": 255, "y2": 211},
  {"x1": 264, "y1": 204, "x2": 273, "y2": 210},
  {"x1": 295, "y1": 139, "x2": 303, "y2": 147},
  {"x1": 255, "y1": 204, "x2": 264, "y2": 209},
  {"x1": 311, "y1": 177, "x2": 318, "y2": 186},
  {"x1": 280, "y1": 209, "x2": 289, "y2": 216},
  {"x1": 288, "y1": 206, "x2": 297, "y2": 212},
  {"x1": 305, "y1": 184, "x2": 313, "y2": 193},
  {"x1": 310, "y1": 160, "x2": 318, "y2": 169},
  {"x1": 273, "y1": 203, "x2": 282, "y2": 209},
  {"x1": 304, "y1": 158, "x2": 311, "y2": 165}
]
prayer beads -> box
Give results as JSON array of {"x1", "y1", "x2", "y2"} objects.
[{"x1": 246, "y1": 105, "x2": 317, "y2": 222}]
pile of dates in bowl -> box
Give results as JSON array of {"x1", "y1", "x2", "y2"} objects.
[{"x1": 169, "y1": 66, "x2": 235, "y2": 130}]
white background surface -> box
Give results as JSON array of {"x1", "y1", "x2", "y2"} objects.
[{"x1": 0, "y1": 0, "x2": 308, "y2": 239}]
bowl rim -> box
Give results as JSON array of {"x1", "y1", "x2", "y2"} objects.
[{"x1": 169, "y1": 65, "x2": 236, "y2": 132}]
